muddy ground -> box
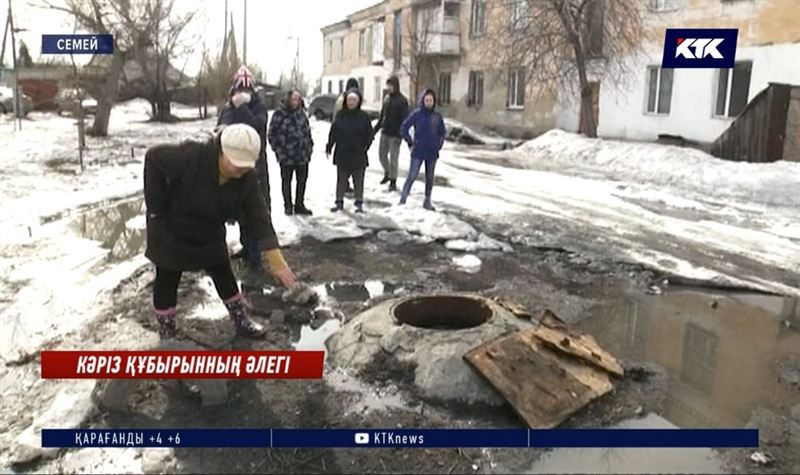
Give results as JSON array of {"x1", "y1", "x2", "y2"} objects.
[{"x1": 11, "y1": 219, "x2": 798, "y2": 474}]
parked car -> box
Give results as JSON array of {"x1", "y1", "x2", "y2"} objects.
[
  {"x1": 0, "y1": 86, "x2": 33, "y2": 116},
  {"x1": 307, "y1": 94, "x2": 337, "y2": 121},
  {"x1": 55, "y1": 88, "x2": 98, "y2": 116}
]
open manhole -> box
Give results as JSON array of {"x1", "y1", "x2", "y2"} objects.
[{"x1": 392, "y1": 295, "x2": 494, "y2": 330}]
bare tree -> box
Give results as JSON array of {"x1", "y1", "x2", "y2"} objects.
[
  {"x1": 484, "y1": 0, "x2": 643, "y2": 137},
  {"x1": 115, "y1": 0, "x2": 196, "y2": 122},
  {"x1": 39, "y1": 0, "x2": 130, "y2": 137},
  {"x1": 399, "y1": 3, "x2": 441, "y2": 105}
]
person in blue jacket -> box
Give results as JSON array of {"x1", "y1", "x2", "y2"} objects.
[{"x1": 399, "y1": 88, "x2": 446, "y2": 211}]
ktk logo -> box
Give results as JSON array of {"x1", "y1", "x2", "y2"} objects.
[
  {"x1": 662, "y1": 29, "x2": 738, "y2": 68},
  {"x1": 675, "y1": 38, "x2": 724, "y2": 59}
]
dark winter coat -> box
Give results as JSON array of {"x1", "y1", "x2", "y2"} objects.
[
  {"x1": 401, "y1": 89, "x2": 446, "y2": 161},
  {"x1": 267, "y1": 101, "x2": 313, "y2": 167},
  {"x1": 326, "y1": 89, "x2": 374, "y2": 171},
  {"x1": 374, "y1": 76, "x2": 409, "y2": 138},
  {"x1": 144, "y1": 137, "x2": 279, "y2": 271},
  {"x1": 217, "y1": 92, "x2": 268, "y2": 161}
]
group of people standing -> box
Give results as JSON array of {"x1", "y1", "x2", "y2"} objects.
[
  {"x1": 143, "y1": 65, "x2": 447, "y2": 341},
  {"x1": 326, "y1": 76, "x2": 447, "y2": 212}
]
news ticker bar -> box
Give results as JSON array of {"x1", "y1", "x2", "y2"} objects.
[{"x1": 43, "y1": 429, "x2": 759, "y2": 449}]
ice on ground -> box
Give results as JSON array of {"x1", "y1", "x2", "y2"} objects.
[
  {"x1": 446, "y1": 233, "x2": 513, "y2": 252},
  {"x1": 516, "y1": 129, "x2": 800, "y2": 208},
  {"x1": 9, "y1": 381, "x2": 96, "y2": 464},
  {"x1": 125, "y1": 214, "x2": 147, "y2": 231},
  {"x1": 376, "y1": 230, "x2": 434, "y2": 245},
  {"x1": 0, "y1": 99, "x2": 217, "y2": 238},
  {"x1": 374, "y1": 205, "x2": 478, "y2": 241},
  {"x1": 452, "y1": 254, "x2": 482, "y2": 274}
]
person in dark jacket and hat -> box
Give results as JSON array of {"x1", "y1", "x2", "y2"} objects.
[
  {"x1": 326, "y1": 88, "x2": 373, "y2": 213},
  {"x1": 268, "y1": 89, "x2": 314, "y2": 216},
  {"x1": 399, "y1": 89, "x2": 446, "y2": 211},
  {"x1": 332, "y1": 77, "x2": 361, "y2": 195},
  {"x1": 144, "y1": 123, "x2": 297, "y2": 340},
  {"x1": 373, "y1": 76, "x2": 409, "y2": 192},
  {"x1": 217, "y1": 66, "x2": 270, "y2": 268}
]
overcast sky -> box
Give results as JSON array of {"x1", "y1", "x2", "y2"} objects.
[{"x1": 1, "y1": 0, "x2": 376, "y2": 83}]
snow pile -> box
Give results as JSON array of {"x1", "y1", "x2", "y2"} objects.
[{"x1": 517, "y1": 129, "x2": 800, "y2": 208}]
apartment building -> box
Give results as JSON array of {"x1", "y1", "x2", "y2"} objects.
[
  {"x1": 556, "y1": 0, "x2": 800, "y2": 143},
  {"x1": 320, "y1": 0, "x2": 556, "y2": 137},
  {"x1": 322, "y1": 0, "x2": 799, "y2": 142}
]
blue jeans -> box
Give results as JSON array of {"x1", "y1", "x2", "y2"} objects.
[{"x1": 400, "y1": 158, "x2": 437, "y2": 203}]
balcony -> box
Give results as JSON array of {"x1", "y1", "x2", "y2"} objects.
[{"x1": 417, "y1": 1, "x2": 461, "y2": 56}]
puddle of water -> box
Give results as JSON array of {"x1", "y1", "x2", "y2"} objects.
[
  {"x1": 312, "y1": 280, "x2": 398, "y2": 305},
  {"x1": 292, "y1": 318, "x2": 342, "y2": 355},
  {"x1": 579, "y1": 289, "x2": 800, "y2": 429},
  {"x1": 527, "y1": 414, "x2": 724, "y2": 474},
  {"x1": 67, "y1": 198, "x2": 146, "y2": 261}
]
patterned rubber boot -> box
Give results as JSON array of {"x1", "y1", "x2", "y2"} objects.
[
  {"x1": 224, "y1": 294, "x2": 266, "y2": 339},
  {"x1": 155, "y1": 308, "x2": 177, "y2": 340}
]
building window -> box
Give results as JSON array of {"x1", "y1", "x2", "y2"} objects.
[
  {"x1": 338, "y1": 80, "x2": 344, "y2": 94},
  {"x1": 510, "y1": 0, "x2": 528, "y2": 29},
  {"x1": 359, "y1": 29, "x2": 367, "y2": 56},
  {"x1": 328, "y1": 80, "x2": 333, "y2": 94},
  {"x1": 393, "y1": 10, "x2": 403, "y2": 67},
  {"x1": 339, "y1": 37, "x2": 345, "y2": 61},
  {"x1": 374, "y1": 76, "x2": 383, "y2": 103},
  {"x1": 680, "y1": 324, "x2": 718, "y2": 395},
  {"x1": 645, "y1": 65, "x2": 673, "y2": 114},
  {"x1": 444, "y1": 1, "x2": 460, "y2": 17},
  {"x1": 438, "y1": 73, "x2": 452, "y2": 106},
  {"x1": 373, "y1": 19, "x2": 385, "y2": 64},
  {"x1": 468, "y1": 70, "x2": 484, "y2": 107},
  {"x1": 507, "y1": 68, "x2": 525, "y2": 108},
  {"x1": 327, "y1": 40, "x2": 333, "y2": 63},
  {"x1": 358, "y1": 77, "x2": 365, "y2": 92},
  {"x1": 714, "y1": 61, "x2": 752, "y2": 118},
  {"x1": 649, "y1": 0, "x2": 684, "y2": 11},
  {"x1": 470, "y1": 0, "x2": 486, "y2": 37}
]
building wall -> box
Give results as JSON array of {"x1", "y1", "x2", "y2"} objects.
[
  {"x1": 557, "y1": 0, "x2": 800, "y2": 143},
  {"x1": 783, "y1": 87, "x2": 800, "y2": 162}
]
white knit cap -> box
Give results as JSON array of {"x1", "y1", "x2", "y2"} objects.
[{"x1": 220, "y1": 124, "x2": 260, "y2": 168}]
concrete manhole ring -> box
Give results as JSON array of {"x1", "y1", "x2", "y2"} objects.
[{"x1": 390, "y1": 294, "x2": 495, "y2": 329}]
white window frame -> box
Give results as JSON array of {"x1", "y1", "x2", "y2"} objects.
[
  {"x1": 359, "y1": 29, "x2": 367, "y2": 56},
  {"x1": 374, "y1": 76, "x2": 382, "y2": 103},
  {"x1": 470, "y1": 0, "x2": 486, "y2": 37},
  {"x1": 713, "y1": 61, "x2": 752, "y2": 119},
  {"x1": 644, "y1": 65, "x2": 673, "y2": 115},
  {"x1": 507, "y1": 68, "x2": 525, "y2": 109},
  {"x1": 439, "y1": 72, "x2": 452, "y2": 106},
  {"x1": 468, "y1": 70, "x2": 484, "y2": 107}
]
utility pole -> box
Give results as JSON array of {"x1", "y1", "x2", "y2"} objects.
[
  {"x1": 223, "y1": 0, "x2": 228, "y2": 46},
  {"x1": 8, "y1": 0, "x2": 22, "y2": 130},
  {"x1": 242, "y1": 0, "x2": 247, "y2": 65}
]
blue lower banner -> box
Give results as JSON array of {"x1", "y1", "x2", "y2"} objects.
[{"x1": 42, "y1": 428, "x2": 759, "y2": 449}]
